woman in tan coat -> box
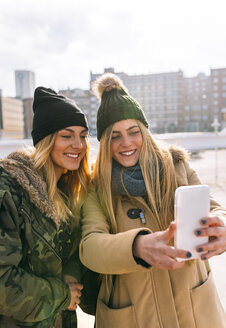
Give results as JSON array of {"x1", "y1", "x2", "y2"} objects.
[{"x1": 80, "y1": 73, "x2": 226, "y2": 328}]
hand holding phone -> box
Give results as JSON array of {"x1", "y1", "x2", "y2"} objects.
[{"x1": 174, "y1": 185, "x2": 209, "y2": 260}]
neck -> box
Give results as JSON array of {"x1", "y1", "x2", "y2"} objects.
[{"x1": 54, "y1": 167, "x2": 63, "y2": 182}]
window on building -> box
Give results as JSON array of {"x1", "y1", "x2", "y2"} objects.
[
  {"x1": 193, "y1": 105, "x2": 201, "y2": 111},
  {"x1": 192, "y1": 115, "x2": 201, "y2": 120}
]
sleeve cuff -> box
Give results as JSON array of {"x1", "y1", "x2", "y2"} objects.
[{"x1": 133, "y1": 231, "x2": 152, "y2": 269}]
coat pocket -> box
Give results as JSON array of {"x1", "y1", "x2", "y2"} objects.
[
  {"x1": 190, "y1": 271, "x2": 226, "y2": 328},
  {"x1": 96, "y1": 299, "x2": 137, "y2": 328}
]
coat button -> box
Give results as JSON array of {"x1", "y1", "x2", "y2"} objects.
[{"x1": 127, "y1": 208, "x2": 142, "y2": 219}]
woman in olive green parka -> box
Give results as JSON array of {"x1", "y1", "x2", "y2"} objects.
[
  {"x1": 0, "y1": 87, "x2": 94, "y2": 327},
  {"x1": 80, "y1": 73, "x2": 226, "y2": 328}
]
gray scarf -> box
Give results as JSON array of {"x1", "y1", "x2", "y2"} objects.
[{"x1": 112, "y1": 160, "x2": 147, "y2": 197}]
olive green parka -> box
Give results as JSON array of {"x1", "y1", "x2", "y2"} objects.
[{"x1": 0, "y1": 150, "x2": 88, "y2": 327}]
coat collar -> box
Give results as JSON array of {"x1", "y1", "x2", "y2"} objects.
[
  {"x1": 168, "y1": 145, "x2": 190, "y2": 164},
  {"x1": 0, "y1": 149, "x2": 60, "y2": 225}
]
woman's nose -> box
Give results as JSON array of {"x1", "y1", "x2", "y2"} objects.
[
  {"x1": 71, "y1": 137, "x2": 83, "y2": 149},
  {"x1": 121, "y1": 135, "x2": 131, "y2": 147}
]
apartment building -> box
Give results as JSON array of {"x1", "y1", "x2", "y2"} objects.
[
  {"x1": 23, "y1": 97, "x2": 34, "y2": 138},
  {"x1": 57, "y1": 67, "x2": 226, "y2": 136},
  {"x1": 124, "y1": 71, "x2": 184, "y2": 133},
  {"x1": 0, "y1": 95, "x2": 24, "y2": 139},
  {"x1": 183, "y1": 73, "x2": 210, "y2": 132},
  {"x1": 210, "y1": 68, "x2": 226, "y2": 128},
  {"x1": 15, "y1": 70, "x2": 36, "y2": 99}
]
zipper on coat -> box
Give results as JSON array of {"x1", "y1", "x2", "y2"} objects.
[{"x1": 21, "y1": 208, "x2": 62, "y2": 261}]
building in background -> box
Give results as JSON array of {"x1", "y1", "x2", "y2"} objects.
[
  {"x1": 123, "y1": 70, "x2": 184, "y2": 133},
  {"x1": 1, "y1": 66, "x2": 225, "y2": 139},
  {"x1": 210, "y1": 68, "x2": 226, "y2": 129},
  {"x1": 90, "y1": 67, "x2": 226, "y2": 134},
  {"x1": 0, "y1": 94, "x2": 24, "y2": 139},
  {"x1": 183, "y1": 73, "x2": 210, "y2": 132},
  {"x1": 59, "y1": 67, "x2": 226, "y2": 135},
  {"x1": 15, "y1": 70, "x2": 36, "y2": 99},
  {"x1": 23, "y1": 97, "x2": 34, "y2": 139}
]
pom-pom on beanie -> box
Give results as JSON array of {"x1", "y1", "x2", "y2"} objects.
[
  {"x1": 32, "y1": 86, "x2": 88, "y2": 146},
  {"x1": 93, "y1": 73, "x2": 149, "y2": 140}
]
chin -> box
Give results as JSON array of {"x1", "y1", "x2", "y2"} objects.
[
  {"x1": 121, "y1": 161, "x2": 137, "y2": 167},
  {"x1": 116, "y1": 155, "x2": 139, "y2": 167},
  {"x1": 65, "y1": 164, "x2": 80, "y2": 171}
]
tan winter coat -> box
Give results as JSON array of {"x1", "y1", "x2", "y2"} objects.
[{"x1": 80, "y1": 148, "x2": 226, "y2": 328}]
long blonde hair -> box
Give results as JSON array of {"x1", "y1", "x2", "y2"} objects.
[
  {"x1": 93, "y1": 120, "x2": 177, "y2": 232},
  {"x1": 30, "y1": 133, "x2": 90, "y2": 224}
]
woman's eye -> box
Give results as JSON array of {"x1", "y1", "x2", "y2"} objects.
[
  {"x1": 130, "y1": 130, "x2": 140, "y2": 135},
  {"x1": 111, "y1": 135, "x2": 120, "y2": 140},
  {"x1": 81, "y1": 135, "x2": 88, "y2": 139},
  {"x1": 62, "y1": 135, "x2": 71, "y2": 139}
]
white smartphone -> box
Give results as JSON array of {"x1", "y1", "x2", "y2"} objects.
[{"x1": 174, "y1": 185, "x2": 209, "y2": 260}]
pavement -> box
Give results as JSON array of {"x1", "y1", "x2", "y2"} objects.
[{"x1": 77, "y1": 148, "x2": 226, "y2": 328}]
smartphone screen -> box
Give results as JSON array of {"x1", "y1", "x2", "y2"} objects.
[{"x1": 174, "y1": 185, "x2": 209, "y2": 260}]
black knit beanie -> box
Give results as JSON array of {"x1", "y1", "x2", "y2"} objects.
[
  {"x1": 94, "y1": 73, "x2": 149, "y2": 141},
  {"x1": 32, "y1": 87, "x2": 88, "y2": 146}
]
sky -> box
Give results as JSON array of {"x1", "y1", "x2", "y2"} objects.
[{"x1": 0, "y1": 0, "x2": 226, "y2": 97}]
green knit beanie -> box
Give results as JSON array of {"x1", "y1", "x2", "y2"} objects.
[{"x1": 94, "y1": 73, "x2": 149, "y2": 140}]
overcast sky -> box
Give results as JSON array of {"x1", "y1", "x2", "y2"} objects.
[{"x1": 1, "y1": 0, "x2": 226, "y2": 97}]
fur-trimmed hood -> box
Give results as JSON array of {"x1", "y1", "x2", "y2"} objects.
[
  {"x1": 0, "y1": 149, "x2": 60, "y2": 225},
  {"x1": 168, "y1": 145, "x2": 190, "y2": 164}
]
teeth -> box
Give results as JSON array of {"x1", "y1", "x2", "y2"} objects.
[
  {"x1": 121, "y1": 150, "x2": 135, "y2": 156},
  {"x1": 65, "y1": 154, "x2": 79, "y2": 159}
]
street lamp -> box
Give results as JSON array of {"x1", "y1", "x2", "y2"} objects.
[{"x1": 211, "y1": 118, "x2": 220, "y2": 185}]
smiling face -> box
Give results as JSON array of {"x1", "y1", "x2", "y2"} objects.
[
  {"x1": 110, "y1": 119, "x2": 143, "y2": 167},
  {"x1": 51, "y1": 126, "x2": 88, "y2": 180}
]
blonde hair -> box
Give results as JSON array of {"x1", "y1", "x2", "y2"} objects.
[
  {"x1": 93, "y1": 120, "x2": 177, "y2": 232},
  {"x1": 30, "y1": 133, "x2": 90, "y2": 225}
]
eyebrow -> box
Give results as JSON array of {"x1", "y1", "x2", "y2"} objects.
[
  {"x1": 62, "y1": 128, "x2": 88, "y2": 134},
  {"x1": 112, "y1": 125, "x2": 139, "y2": 133}
]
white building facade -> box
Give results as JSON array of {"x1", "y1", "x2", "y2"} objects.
[{"x1": 15, "y1": 70, "x2": 36, "y2": 99}]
